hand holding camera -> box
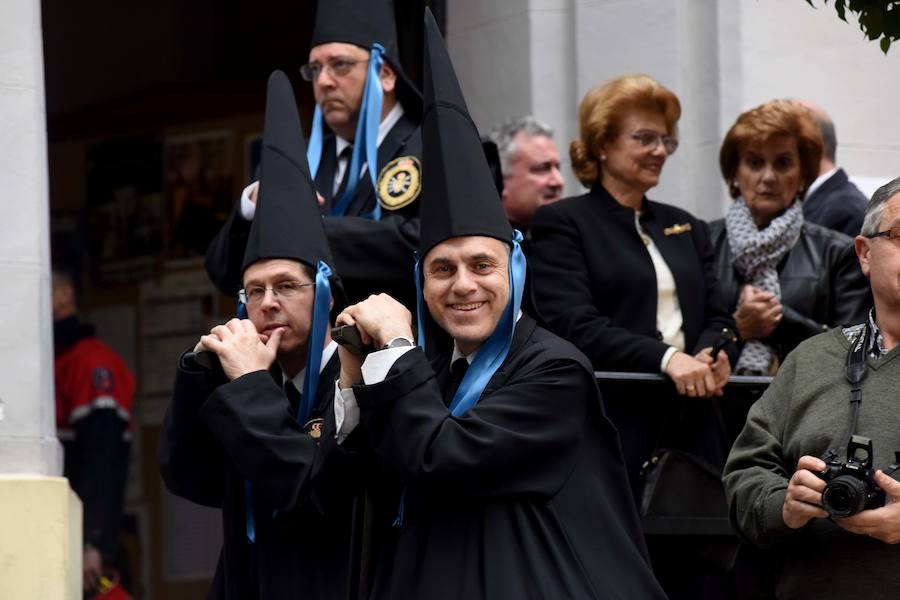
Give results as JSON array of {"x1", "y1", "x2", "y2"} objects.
[
  {"x1": 814, "y1": 436, "x2": 888, "y2": 518},
  {"x1": 783, "y1": 455, "x2": 829, "y2": 530},
  {"x1": 785, "y1": 436, "x2": 900, "y2": 542},
  {"x1": 833, "y1": 470, "x2": 900, "y2": 544}
]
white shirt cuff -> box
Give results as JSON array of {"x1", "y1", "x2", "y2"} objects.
[
  {"x1": 660, "y1": 346, "x2": 679, "y2": 373},
  {"x1": 239, "y1": 182, "x2": 259, "y2": 221},
  {"x1": 333, "y1": 380, "x2": 360, "y2": 444},
  {"x1": 333, "y1": 346, "x2": 415, "y2": 443},
  {"x1": 361, "y1": 346, "x2": 416, "y2": 384}
]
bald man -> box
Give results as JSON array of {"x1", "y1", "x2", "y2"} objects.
[{"x1": 796, "y1": 100, "x2": 867, "y2": 237}]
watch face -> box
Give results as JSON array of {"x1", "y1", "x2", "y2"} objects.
[{"x1": 385, "y1": 337, "x2": 414, "y2": 349}]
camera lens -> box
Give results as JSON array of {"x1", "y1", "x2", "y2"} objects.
[{"x1": 822, "y1": 476, "x2": 868, "y2": 517}]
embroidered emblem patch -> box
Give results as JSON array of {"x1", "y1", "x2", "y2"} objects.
[
  {"x1": 304, "y1": 417, "x2": 325, "y2": 441},
  {"x1": 377, "y1": 156, "x2": 422, "y2": 210},
  {"x1": 92, "y1": 368, "x2": 114, "y2": 394}
]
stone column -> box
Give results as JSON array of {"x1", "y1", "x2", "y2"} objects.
[
  {"x1": 447, "y1": 0, "x2": 727, "y2": 219},
  {"x1": 0, "y1": 1, "x2": 81, "y2": 597}
]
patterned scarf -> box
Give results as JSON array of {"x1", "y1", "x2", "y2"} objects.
[{"x1": 726, "y1": 197, "x2": 803, "y2": 374}]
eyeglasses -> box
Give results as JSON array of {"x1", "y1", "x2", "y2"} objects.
[
  {"x1": 629, "y1": 131, "x2": 678, "y2": 155},
  {"x1": 867, "y1": 226, "x2": 900, "y2": 243},
  {"x1": 238, "y1": 281, "x2": 315, "y2": 306},
  {"x1": 299, "y1": 57, "x2": 366, "y2": 82}
]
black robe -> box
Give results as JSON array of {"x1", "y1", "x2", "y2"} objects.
[
  {"x1": 205, "y1": 114, "x2": 422, "y2": 308},
  {"x1": 353, "y1": 314, "x2": 666, "y2": 599},
  {"x1": 158, "y1": 352, "x2": 362, "y2": 600}
]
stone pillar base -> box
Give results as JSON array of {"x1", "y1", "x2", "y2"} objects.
[{"x1": 0, "y1": 476, "x2": 82, "y2": 599}]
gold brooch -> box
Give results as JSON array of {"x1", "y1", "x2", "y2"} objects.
[{"x1": 663, "y1": 223, "x2": 692, "y2": 236}]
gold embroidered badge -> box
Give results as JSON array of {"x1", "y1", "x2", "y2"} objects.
[
  {"x1": 304, "y1": 418, "x2": 324, "y2": 441},
  {"x1": 377, "y1": 156, "x2": 422, "y2": 210}
]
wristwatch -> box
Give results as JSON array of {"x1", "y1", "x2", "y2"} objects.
[{"x1": 381, "y1": 336, "x2": 414, "y2": 350}]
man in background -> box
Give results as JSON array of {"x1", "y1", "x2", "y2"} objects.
[
  {"x1": 486, "y1": 116, "x2": 564, "y2": 233},
  {"x1": 797, "y1": 99, "x2": 868, "y2": 236},
  {"x1": 53, "y1": 265, "x2": 134, "y2": 597}
]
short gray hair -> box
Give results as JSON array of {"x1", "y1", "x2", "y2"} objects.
[
  {"x1": 486, "y1": 116, "x2": 555, "y2": 174},
  {"x1": 861, "y1": 176, "x2": 900, "y2": 237}
]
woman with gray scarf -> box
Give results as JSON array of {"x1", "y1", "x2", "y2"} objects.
[{"x1": 710, "y1": 100, "x2": 869, "y2": 375}]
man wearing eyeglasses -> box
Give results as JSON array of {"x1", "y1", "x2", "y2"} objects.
[
  {"x1": 159, "y1": 72, "x2": 362, "y2": 600},
  {"x1": 724, "y1": 177, "x2": 900, "y2": 598},
  {"x1": 206, "y1": 0, "x2": 424, "y2": 308}
]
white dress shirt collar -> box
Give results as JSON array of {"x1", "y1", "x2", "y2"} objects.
[
  {"x1": 282, "y1": 339, "x2": 339, "y2": 389},
  {"x1": 805, "y1": 167, "x2": 839, "y2": 199},
  {"x1": 334, "y1": 101, "x2": 405, "y2": 158}
]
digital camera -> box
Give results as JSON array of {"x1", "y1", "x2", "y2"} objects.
[{"x1": 815, "y1": 435, "x2": 886, "y2": 518}]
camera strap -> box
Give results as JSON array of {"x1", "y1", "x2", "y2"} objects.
[
  {"x1": 830, "y1": 322, "x2": 871, "y2": 459},
  {"x1": 822, "y1": 322, "x2": 900, "y2": 477}
]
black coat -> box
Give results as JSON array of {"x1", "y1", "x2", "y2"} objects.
[
  {"x1": 709, "y1": 218, "x2": 870, "y2": 365},
  {"x1": 802, "y1": 168, "x2": 868, "y2": 237},
  {"x1": 205, "y1": 114, "x2": 422, "y2": 308},
  {"x1": 353, "y1": 314, "x2": 666, "y2": 599},
  {"x1": 157, "y1": 353, "x2": 362, "y2": 600},
  {"x1": 529, "y1": 183, "x2": 737, "y2": 372}
]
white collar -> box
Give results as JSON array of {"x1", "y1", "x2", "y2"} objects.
[
  {"x1": 450, "y1": 344, "x2": 477, "y2": 366},
  {"x1": 282, "y1": 340, "x2": 338, "y2": 389},
  {"x1": 449, "y1": 310, "x2": 524, "y2": 366},
  {"x1": 334, "y1": 101, "x2": 405, "y2": 158},
  {"x1": 805, "y1": 167, "x2": 839, "y2": 199}
]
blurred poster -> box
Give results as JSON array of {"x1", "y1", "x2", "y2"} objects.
[
  {"x1": 164, "y1": 131, "x2": 235, "y2": 261},
  {"x1": 86, "y1": 137, "x2": 164, "y2": 286}
]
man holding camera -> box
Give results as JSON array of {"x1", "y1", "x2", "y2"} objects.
[{"x1": 724, "y1": 176, "x2": 900, "y2": 598}]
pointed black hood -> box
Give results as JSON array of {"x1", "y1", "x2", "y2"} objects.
[
  {"x1": 310, "y1": 0, "x2": 421, "y2": 118},
  {"x1": 242, "y1": 70, "x2": 337, "y2": 285},
  {"x1": 419, "y1": 8, "x2": 511, "y2": 258}
]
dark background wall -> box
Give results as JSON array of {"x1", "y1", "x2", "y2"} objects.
[{"x1": 43, "y1": 0, "x2": 444, "y2": 135}]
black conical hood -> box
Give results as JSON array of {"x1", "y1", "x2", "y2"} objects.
[
  {"x1": 310, "y1": 0, "x2": 421, "y2": 117},
  {"x1": 312, "y1": 0, "x2": 399, "y2": 58},
  {"x1": 242, "y1": 70, "x2": 335, "y2": 275},
  {"x1": 419, "y1": 8, "x2": 511, "y2": 258}
]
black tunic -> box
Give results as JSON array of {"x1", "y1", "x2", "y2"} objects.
[
  {"x1": 528, "y1": 182, "x2": 737, "y2": 373},
  {"x1": 528, "y1": 185, "x2": 742, "y2": 503},
  {"x1": 205, "y1": 114, "x2": 422, "y2": 308},
  {"x1": 353, "y1": 314, "x2": 666, "y2": 599},
  {"x1": 158, "y1": 352, "x2": 362, "y2": 600}
]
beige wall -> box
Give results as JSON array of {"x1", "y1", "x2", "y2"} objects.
[
  {"x1": 0, "y1": 476, "x2": 82, "y2": 599},
  {"x1": 449, "y1": 0, "x2": 900, "y2": 220}
]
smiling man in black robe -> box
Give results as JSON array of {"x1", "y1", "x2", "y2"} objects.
[
  {"x1": 329, "y1": 11, "x2": 666, "y2": 599},
  {"x1": 158, "y1": 71, "x2": 361, "y2": 600}
]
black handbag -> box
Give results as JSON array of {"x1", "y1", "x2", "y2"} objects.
[
  {"x1": 639, "y1": 447, "x2": 731, "y2": 536},
  {"x1": 639, "y1": 398, "x2": 733, "y2": 537}
]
